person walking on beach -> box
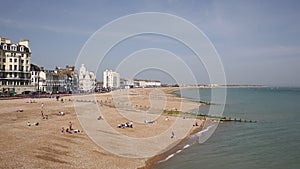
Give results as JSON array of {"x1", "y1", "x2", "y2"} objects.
[{"x1": 171, "y1": 131, "x2": 175, "y2": 138}]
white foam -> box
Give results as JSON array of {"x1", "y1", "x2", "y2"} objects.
[
  {"x1": 176, "y1": 150, "x2": 182, "y2": 153},
  {"x1": 183, "y1": 144, "x2": 190, "y2": 149}
]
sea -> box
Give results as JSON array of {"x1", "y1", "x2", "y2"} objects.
[{"x1": 151, "y1": 87, "x2": 300, "y2": 169}]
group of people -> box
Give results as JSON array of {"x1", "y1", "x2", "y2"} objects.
[
  {"x1": 61, "y1": 121, "x2": 81, "y2": 134},
  {"x1": 27, "y1": 121, "x2": 39, "y2": 126},
  {"x1": 117, "y1": 121, "x2": 133, "y2": 128}
]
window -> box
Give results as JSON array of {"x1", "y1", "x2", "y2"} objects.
[
  {"x1": 10, "y1": 46, "x2": 16, "y2": 51},
  {"x1": 2, "y1": 65, "x2": 5, "y2": 70},
  {"x1": 3, "y1": 44, "x2": 7, "y2": 50},
  {"x1": 26, "y1": 60, "x2": 29, "y2": 64},
  {"x1": 9, "y1": 65, "x2": 12, "y2": 70},
  {"x1": 14, "y1": 65, "x2": 17, "y2": 70},
  {"x1": 20, "y1": 46, "x2": 24, "y2": 52},
  {"x1": 2, "y1": 58, "x2": 5, "y2": 62},
  {"x1": 9, "y1": 58, "x2": 12, "y2": 62},
  {"x1": 14, "y1": 59, "x2": 17, "y2": 62},
  {"x1": 21, "y1": 60, "x2": 24, "y2": 64},
  {"x1": 26, "y1": 66, "x2": 28, "y2": 71}
]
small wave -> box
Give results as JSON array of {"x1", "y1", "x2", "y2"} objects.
[
  {"x1": 158, "y1": 124, "x2": 217, "y2": 164},
  {"x1": 176, "y1": 150, "x2": 182, "y2": 153},
  {"x1": 158, "y1": 144, "x2": 191, "y2": 163},
  {"x1": 158, "y1": 154, "x2": 175, "y2": 163},
  {"x1": 183, "y1": 144, "x2": 190, "y2": 149}
]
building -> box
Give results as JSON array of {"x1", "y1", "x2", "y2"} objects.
[
  {"x1": 133, "y1": 79, "x2": 161, "y2": 88},
  {"x1": 103, "y1": 70, "x2": 120, "y2": 89},
  {"x1": 45, "y1": 65, "x2": 78, "y2": 93},
  {"x1": 120, "y1": 78, "x2": 134, "y2": 89},
  {"x1": 120, "y1": 78, "x2": 161, "y2": 88},
  {"x1": 78, "y1": 64, "x2": 96, "y2": 92},
  {"x1": 30, "y1": 64, "x2": 46, "y2": 92},
  {"x1": 0, "y1": 37, "x2": 33, "y2": 94}
]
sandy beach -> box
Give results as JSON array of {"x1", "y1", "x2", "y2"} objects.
[{"x1": 0, "y1": 87, "x2": 205, "y2": 169}]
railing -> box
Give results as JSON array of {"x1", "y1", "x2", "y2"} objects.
[{"x1": 0, "y1": 70, "x2": 30, "y2": 73}]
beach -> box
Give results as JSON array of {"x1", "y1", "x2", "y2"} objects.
[{"x1": 0, "y1": 87, "x2": 205, "y2": 169}]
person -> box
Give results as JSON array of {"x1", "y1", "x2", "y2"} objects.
[
  {"x1": 69, "y1": 121, "x2": 73, "y2": 130},
  {"x1": 41, "y1": 111, "x2": 44, "y2": 118},
  {"x1": 97, "y1": 116, "x2": 103, "y2": 120},
  {"x1": 171, "y1": 131, "x2": 175, "y2": 138},
  {"x1": 61, "y1": 127, "x2": 65, "y2": 133},
  {"x1": 74, "y1": 129, "x2": 80, "y2": 133},
  {"x1": 43, "y1": 115, "x2": 48, "y2": 120},
  {"x1": 59, "y1": 111, "x2": 65, "y2": 116},
  {"x1": 129, "y1": 121, "x2": 133, "y2": 128},
  {"x1": 41, "y1": 103, "x2": 44, "y2": 109},
  {"x1": 66, "y1": 128, "x2": 72, "y2": 133}
]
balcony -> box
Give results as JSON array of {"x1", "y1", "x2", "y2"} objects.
[{"x1": 0, "y1": 69, "x2": 30, "y2": 73}]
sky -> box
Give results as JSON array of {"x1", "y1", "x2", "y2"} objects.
[{"x1": 1, "y1": 0, "x2": 300, "y2": 86}]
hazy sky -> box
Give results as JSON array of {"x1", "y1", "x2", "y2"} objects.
[{"x1": 1, "y1": 0, "x2": 300, "y2": 86}]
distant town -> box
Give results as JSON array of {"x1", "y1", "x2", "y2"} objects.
[{"x1": 0, "y1": 37, "x2": 165, "y2": 96}]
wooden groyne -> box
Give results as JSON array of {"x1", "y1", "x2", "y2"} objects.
[
  {"x1": 219, "y1": 117, "x2": 257, "y2": 123},
  {"x1": 197, "y1": 114, "x2": 257, "y2": 123}
]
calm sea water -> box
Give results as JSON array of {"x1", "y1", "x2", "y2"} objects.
[{"x1": 152, "y1": 87, "x2": 300, "y2": 169}]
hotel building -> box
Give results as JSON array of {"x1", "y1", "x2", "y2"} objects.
[
  {"x1": 0, "y1": 37, "x2": 32, "y2": 94},
  {"x1": 103, "y1": 70, "x2": 120, "y2": 89}
]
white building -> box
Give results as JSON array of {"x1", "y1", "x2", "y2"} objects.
[
  {"x1": 120, "y1": 78, "x2": 134, "y2": 89},
  {"x1": 30, "y1": 64, "x2": 46, "y2": 92},
  {"x1": 78, "y1": 64, "x2": 96, "y2": 92},
  {"x1": 0, "y1": 37, "x2": 33, "y2": 94},
  {"x1": 103, "y1": 70, "x2": 120, "y2": 89},
  {"x1": 134, "y1": 79, "x2": 161, "y2": 88},
  {"x1": 120, "y1": 78, "x2": 161, "y2": 88}
]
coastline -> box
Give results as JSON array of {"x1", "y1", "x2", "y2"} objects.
[
  {"x1": 0, "y1": 87, "x2": 216, "y2": 169},
  {"x1": 138, "y1": 87, "x2": 210, "y2": 169},
  {"x1": 139, "y1": 123, "x2": 205, "y2": 169}
]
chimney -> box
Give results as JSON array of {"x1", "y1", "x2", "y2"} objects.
[{"x1": 19, "y1": 38, "x2": 29, "y2": 48}]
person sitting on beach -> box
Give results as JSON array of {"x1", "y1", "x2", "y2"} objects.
[
  {"x1": 193, "y1": 122, "x2": 199, "y2": 126},
  {"x1": 129, "y1": 121, "x2": 133, "y2": 128},
  {"x1": 74, "y1": 129, "x2": 81, "y2": 133},
  {"x1": 27, "y1": 122, "x2": 39, "y2": 126},
  {"x1": 97, "y1": 116, "x2": 103, "y2": 120},
  {"x1": 59, "y1": 111, "x2": 65, "y2": 116},
  {"x1": 66, "y1": 128, "x2": 72, "y2": 134},
  {"x1": 165, "y1": 117, "x2": 169, "y2": 121},
  {"x1": 43, "y1": 115, "x2": 48, "y2": 120}
]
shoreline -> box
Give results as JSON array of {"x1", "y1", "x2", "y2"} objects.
[
  {"x1": 0, "y1": 87, "x2": 215, "y2": 168},
  {"x1": 138, "y1": 87, "x2": 209, "y2": 169}
]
